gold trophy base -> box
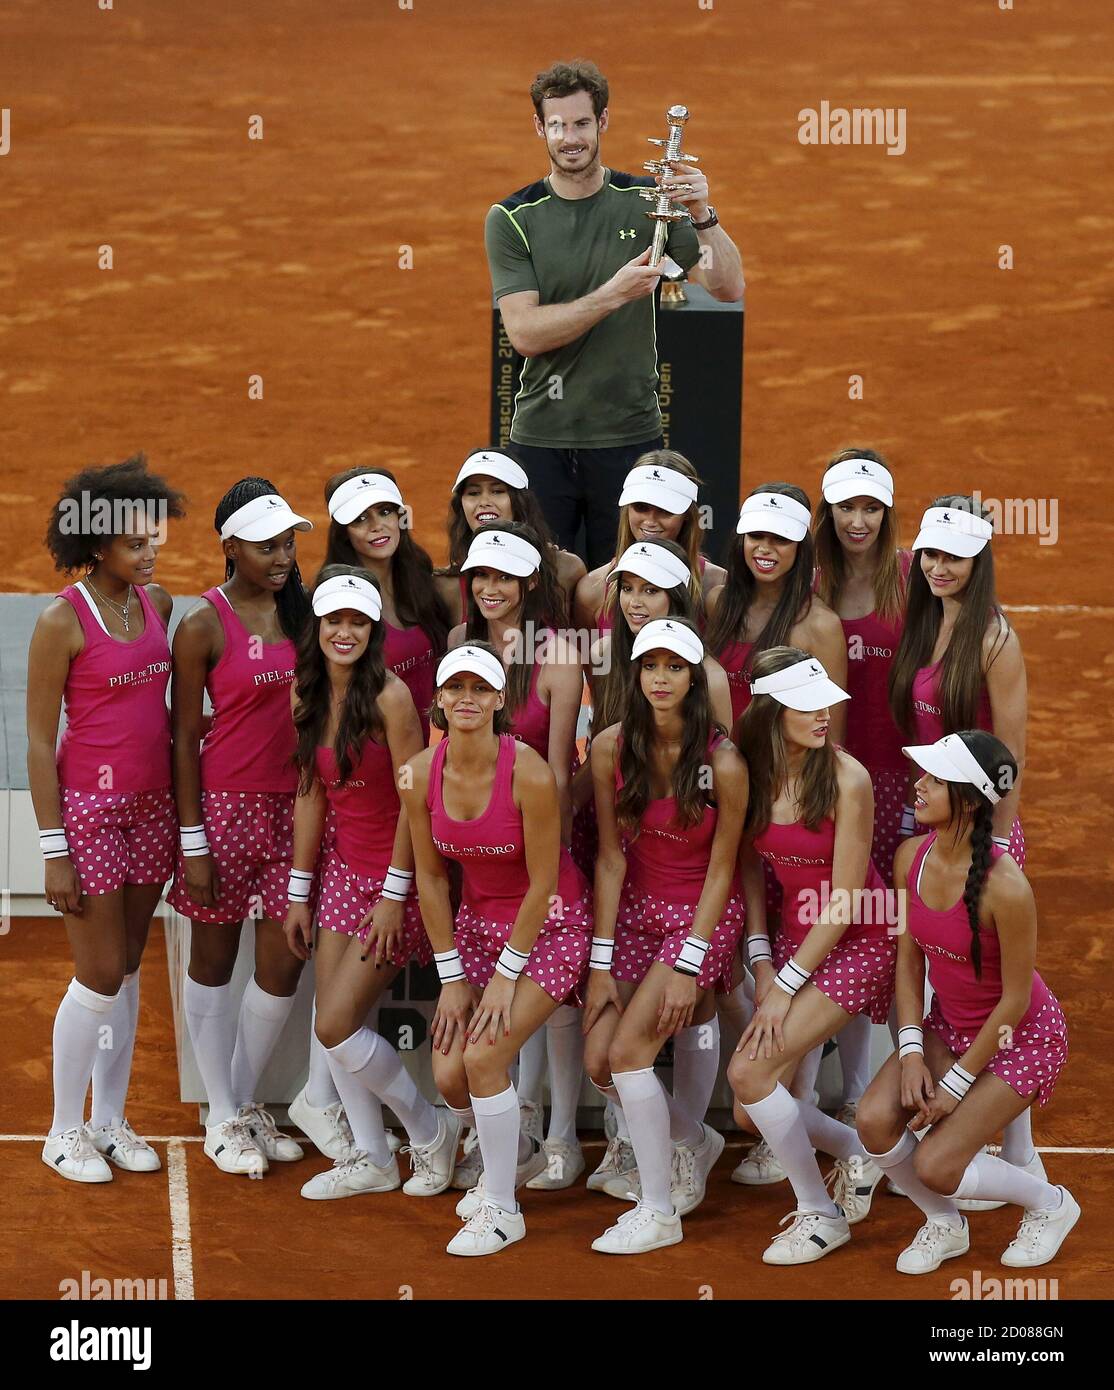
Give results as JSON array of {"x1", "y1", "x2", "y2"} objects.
[{"x1": 660, "y1": 279, "x2": 688, "y2": 308}]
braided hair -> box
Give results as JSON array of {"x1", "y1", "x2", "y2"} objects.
[
  {"x1": 214, "y1": 476, "x2": 311, "y2": 641},
  {"x1": 945, "y1": 729, "x2": 1018, "y2": 979}
]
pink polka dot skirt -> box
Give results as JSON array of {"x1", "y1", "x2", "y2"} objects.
[
  {"x1": 868, "y1": 768, "x2": 908, "y2": 889},
  {"x1": 315, "y1": 847, "x2": 431, "y2": 966},
  {"x1": 773, "y1": 931, "x2": 896, "y2": 1023},
  {"x1": 612, "y1": 889, "x2": 746, "y2": 992},
  {"x1": 61, "y1": 787, "x2": 176, "y2": 896},
  {"x1": 925, "y1": 996, "x2": 1067, "y2": 1108},
  {"x1": 455, "y1": 894, "x2": 592, "y2": 1005},
  {"x1": 167, "y1": 790, "x2": 294, "y2": 925}
]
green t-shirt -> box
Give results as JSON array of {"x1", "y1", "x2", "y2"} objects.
[{"x1": 484, "y1": 170, "x2": 701, "y2": 449}]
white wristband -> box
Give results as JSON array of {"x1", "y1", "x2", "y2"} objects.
[
  {"x1": 380, "y1": 865, "x2": 414, "y2": 902},
  {"x1": 774, "y1": 957, "x2": 812, "y2": 998},
  {"x1": 673, "y1": 934, "x2": 709, "y2": 977},
  {"x1": 898, "y1": 1024, "x2": 925, "y2": 1059},
  {"x1": 991, "y1": 835, "x2": 1010, "y2": 849},
  {"x1": 287, "y1": 869, "x2": 314, "y2": 904},
  {"x1": 179, "y1": 824, "x2": 210, "y2": 858},
  {"x1": 900, "y1": 804, "x2": 917, "y2": 837},
  {"x1": 589, "y1": 936, "x2": 614, "y2": 971},
  {"x1": 494, "y1": 943, "x2": 530, "y2": 981},
  {"x1": 434, "y1": 948, "x2": 466, "y2": 985},
  {"x1": 746, "y1": 932, "x2": 773, "y2": 967},
  {"x1": 39, "y1": 828, "x2": 70, "y2": 860},
  {"x1": 938, "y1": 1062, "x2": 976, "y2": 1102}
]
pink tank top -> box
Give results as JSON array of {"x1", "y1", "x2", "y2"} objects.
[
  {"x1": 316, "y1": 738, "x2": 397, "y2": 877},
  {"x1": 617, "y1": 734, "x2": 729, "y2": 904},
  {"x1": 910, "y1": 662, "x2": 993, "y2": 745},
  {"x1": 838, "y1": 549, "x2": 911, "y2": 773},
  {"x1": 56, "y1": 582, "x2": 172, "y2": 792},
  {"x1": 427, "y1": 734, "x2": 586, "y2": 925},
  {"x1": 907, "y1": 833, "x2": 1054, "y2": 1033},
  {"x1": 199, "y1": 587, "x2": 297, "y2": 792},
  {"x1": 718, "y1": 640, "x2": 755, "y2": 725},
  {"x1": 507, "y1": 631, "x2": 555, "y2": 761},
  {"x1": 752, "y1": 812, "x2": 887, "y2": 948},
  {"x1": 383, "y1": 620, "x2": 435, "y2": 741}
]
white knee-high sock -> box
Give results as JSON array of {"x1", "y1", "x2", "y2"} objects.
[
  {"x1": 865, "y1": 1131, "x2": 962, "y2": 1229},
  {"x1": 51, "y1": 978, "x2": 119, "y2": 1136},
  {"x1": 90, "y1": 970, "x2": 140, "y2": 1128},
  {"x1": 613, "y1": 1068, "x2": 674, "y2": 1216},
  {"x1": 741, "y1": 1083, "x2": 837, "y2": 1216},
  {"x1": 230, "y1": 977, "x2": 297, "y2": 1109},
  {"x1": 952, "y1": 1151, "x2": 1060, "y2": 1211},
  {"x1": 796, "y1": 1099, "x2": 864, "y2": 1161},
  {"x1": 544, "y1": 1005, "x2": 584, "y2": 1145},
  {"x1": 306, "y1": 999, "x2": 340, "y2": 1109},
  {"x1": 471, "y1": 1084, "x2": 521, "y2": 1214},
  {"x1": 328, "y1": 1027, "x2": 438, "y2": 1154},
  {"x1": 671, "y1": 1016, "x2": 719, "y2": 1144},
  {"x1": 183, "y1": 976, "x2": 237, "y2": 1127},
  {"x1": 517, "y1": 1028, "x2": 547, "y2": 1109},
  {"x1": 789, "y1": 1043, "x2": 823, "y2": 1104},
  {"x1": 835, "y1": 1013, "x2": 873, "y2": 1108},
  {"x1": 1000, "y1": 1110, "x2": 1037, "y2": 1167}
]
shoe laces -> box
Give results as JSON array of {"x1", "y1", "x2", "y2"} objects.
[
  {"x1": 747, "y1": 1138, "x2": 775, "y2": 1169},
  {"x1": 334, "y1": 1150, "x2": 371, "y2": 1180},
  {"x1": 463, "y1": 1200, "x2": 500, "y2": 1235},
  {"x1": 323, "y1": 1102, "x2": 354, "y2": 1147},
  {"x1": 1012, "y1": 1206, "x2": 1054, "y2": 1249},
  {"x1": 825, "y1": 1154, "x2": 863, "y2": 1206},
  {"x1": 223, "y1": 1118, "x2": 258, "y2": 1153},
  {"x1": 241, "y1": 1103, "x2": 281, "y2": 1139},
  {"x1": 773, "y1": 1209, "x2": 827, "y2": 1248},
  {"x1": 65, "y1": 1127, "x2": 98, "y2": 1160},
  {"x1": 672, "y1": 1144, "x2": 697, "y2": 1194},
  {"x1": 615, "y1": 1200, "x2": 655, "y2": 1230},
  {"x1": 911, "y1": 1219, "x2": 957, "y2": 1252}
]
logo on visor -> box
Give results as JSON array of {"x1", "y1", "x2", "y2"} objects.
[
  {"x1": 664, "y1": 622, "x2": 675, "y2": 631},
  {"x1": 768, "y1": 497, "x2": 780, "y2": 507},
  {"x1": 267, "y1": 497, "x2": 281, "y2": 507},
  {"x1": 490, "y1": 535, "x2": 504, "y2": 546},
  {"x1": 941, "y1": 512, "x2": 952, "y2": 523},
  {"x1": 858, "y1": 463, "x2": 872, "y2": 475},
  {"x1": 809, "y1": 664, "x2": 821, "y2": 675},
  {"x1": 345, "y1": 578, "x2": 358, "y2": 588},
  {"x1": 358, "y1": 477, "x2": 375, "y2": 487},
  {"x1": 636, "y1": 545, "x2": 650, "y2": 554}
]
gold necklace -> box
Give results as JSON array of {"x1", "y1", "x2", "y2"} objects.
[{"x1": 85, "y1": 575, "x2": 133, "y2": 632}]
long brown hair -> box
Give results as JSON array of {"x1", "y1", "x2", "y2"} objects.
[
  {"x1": 617, "y1": 617, "x2": 725, "y2": 832},
  {"x1": 444, "y1": 447, "x2": 563, "y2": 593},
  {"x1": 610, "y1": 449, "x2": 708, "y2": 606},
  {"x1": 462, "y1": 520, "x2": 566, "y2": 724},
  {"x1": 292, "y1": 565, "x2": 388, "y2": 793},
  {"x1": 736, "y1": 645, "x2": 839, "y2": 834},
  {"x1": 706, "y1": 482, "x2": 817, "y2": 680},
  {"x1": 592, "y1": 539, "x2": 696, "y2": 735},
  {"x1": 812, "y1": 446, "x2": 905, "y2": 624},
  {"x1": 889, "y1": 494, "x2": 1008, "y2": 737},
  {"x1": 322, "y1": 466, "x2": 451, "y2": 657}
]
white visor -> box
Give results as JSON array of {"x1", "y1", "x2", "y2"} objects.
[
  {"x1": 436, "y1": 645, "x2": 507, "y2": 692},
  {"x1": 618, "y1": 464, "x2": 699, "y2": 516},
  {"x1": 736, "y1": 491, "x2": 811, "y2": 542},
  {"x1": 328, "y1": 473, "x2": 406, "y2": 526},
  {"x1": 912, "y1": 506, "x2": 992, "y2": 558},
  {"x1": 612, "y1": 542, "x2": 692, "y2": 592},
  {"x1": 822, "y1": 458, "x2": 894, "y2": 508},
  {"x1": 219, "y1": 493, "x2": 313, "y2": 542},
  {"x1": 630, "y1": 619, "x2": 704, "y2": 665},
  {"x1": 750, "y1": 656, "x2": 849, "y2": 711},
  {"x1": 460, "y1": 529, "x2": 542, "y2": 578},
  {"x1": 312, "y1": 573, "x2": 382, "y2": 623},
  {"x1": 902, "y1": 733, "x2": 1001, "y2": 805},
  {"x1": 453, "y1": 450, "x2": 529, "y2": 493}
]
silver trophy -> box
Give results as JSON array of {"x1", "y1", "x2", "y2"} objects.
[{"x1": 641, "y1": 104, "x2": 699, "y2": 271}]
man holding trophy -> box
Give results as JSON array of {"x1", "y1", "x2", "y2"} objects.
[{"x1": 484, "y1": 60, "x2": 746, "y2": 567}]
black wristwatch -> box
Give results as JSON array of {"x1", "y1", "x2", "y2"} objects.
[{"x1": 690, "y1": 205, "x2": 719, "y2": 231}]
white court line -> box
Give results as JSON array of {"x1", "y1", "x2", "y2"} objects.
[
  {"x1": 166, "y1": 1140, "x2": 195, "y2": 1302},
  {"x1": 1002, "y1": 605, "x2": 1112, "y2": 614}
]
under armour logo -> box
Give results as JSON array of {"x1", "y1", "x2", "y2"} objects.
[{"x1": 618, "y1": 228, "x2": 636, "y2": 239}]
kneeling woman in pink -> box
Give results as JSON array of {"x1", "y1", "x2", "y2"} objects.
[
  {"x1": 284, "y1": 569, "x2": 459, "y2": 1201},
  {"x1": 584, "y1": 619, "x2": 748, "y2": 1254},
  {"x1": 728, "y1": 647, "x2": 897, "y2": 1266},
  {"x1": 400, "y1": 643, "x2": 593, "y2": 1257},
  {"x1": 857, "y1": 732, "x2": 1076, "y2": 1275},
  {"x1": 28, "y1": 455, "x2": 185, "y2": 1183}
]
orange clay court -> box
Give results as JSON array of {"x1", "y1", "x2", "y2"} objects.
[{"x1": 0, "y1": 0, "x2": 1111, "y2": 1300}]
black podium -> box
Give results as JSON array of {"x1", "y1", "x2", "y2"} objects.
[{"x1": 489, "y1": 283, "x2": 744, "y2": 567}]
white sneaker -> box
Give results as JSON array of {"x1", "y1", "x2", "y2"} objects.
[
  {"x1": 451, "y1": 1126, "x2": 484, "y2": 1190},
  {"x1": 956, "y1": 1148, "x2": 1047, "y2": 1212},
  {"x1": 446, "y1": 1200, "x2": 526, "y2": 1257},
  {"x1": 526, "y1": 1138, "x2": 585, "y2": 1190},
  {"x1": 237, "y1": 1103, "x2": 304, "y2": 1162},
  {"x1": 87, "y1": 1120, "x2": 161, "y2": 1173},
  {"x1": 592, "y1": 1201, "x2": 683, "y2": 1254},
  {"x1": 288, "y1": 1089, "x2": 355, "y2": 1162},
  {"x1": 300, "y1": 1150, "x2": 400, "y2": 1200},
  {"x1": 203, "y1": 1118, "x2": 268, "y2": 1176},
  {"x1": 731, "y1": 1138, "x2": 787, "y2": 1185},
  {"x1": 42, "y1": 1127, "x2": 113, "y2": 1184},
  {"x1": 402, "y1": 1110, "x2": 462, "y2": 1198},
  {"x1": 826, "y1": 1153, "x2": 884, "y2": 1225},
  {"x1": 896, "y1": 1217, "x2": 970, "y2": 1274},
  {"x1": 762, "y1": 1207, "x2": 851, "y2": 1265},
  {"x1": 586, "y1": 1135, "x2": 640, "y2": 1198},
  {"x1": 385, "y1": 1129, "x2": 402, "y2": 1155},
  {"x1": 835, "y1": 1101, "x2": 859, "y2": 1127},
  {"x1": 1001, "y1": 1187, "x2": 1081, "y2": 1268},
  {"x1": 455, "y1": 1138, "x2": 547, "y2": 1219},
  {"x1": 519, "y1": 1099, "x2": 543, "y2": 1146},
  {"x1": 603, "y1": 1102, "x2": 619, "y2": 1143},
  {"x1": 672, "y1": 1124, "x2": 726, "y2": 1216}
]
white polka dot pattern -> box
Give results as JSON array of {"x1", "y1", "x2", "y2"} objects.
[
  {"x1": 611, "y1": 889, "x2": 746, "y2": 991},
  {"x1": 61, "y1": 787, "x2": 176, "y2": 896},
  {"x1": 772, "y1": 931, "x2": 897, "y2": 1023},
  {"x1": 924, "y1": 996, "x2": 1067, "y2": 1108},
  {"x1": 455, "y1": 896, "x2": 592, "y2": 1004},
  {"x1": 167, "y1": 790, "x2": 295, "y2": 924},
  {"x1": 315, "y1": 847, "x2": 430, "y2": 964}
]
